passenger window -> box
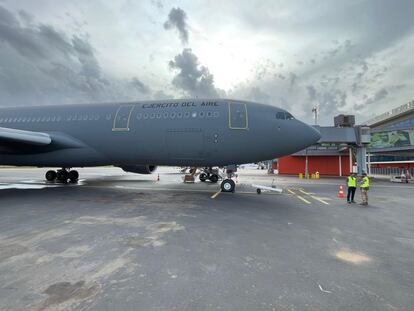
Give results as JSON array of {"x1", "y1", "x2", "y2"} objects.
[
  {"x1": 163, "y1": 112, "x2": 169, "y2": 119},
  {"x1": 199, "y1": 112, "x2": 205, "y2": 118},
  {"x1": 156, "y1": 113, "x2": 162, "y2": 119},
  {"x1": 184, "y1": 112, "x2": 190, "y2": 118},
  {"x1": 191, "y1": 112, "x2": 197, "y2": 118},
  {"x1": 170, "y1": 112, "x2": 176, "y2": 119},
  {"x1": 150, "y1": 113, "x2": 155, "y2": 119},
  {"x1": 177, "y1": 112, "x2": 183, "y2": 118},
  {"x1": 137, "y1": 113, "x2": 142, "y2": 119},
  {"x1": 207, "y1": 111, "x2": 213, "y2": 118},
  {"x1": 143, "y1": 113, "x2": 149, "y2": 119},
  {"x1": 214, "y1": 111, "x2": 219, "y2": 118}
]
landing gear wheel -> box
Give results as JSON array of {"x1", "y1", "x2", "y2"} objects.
[
  {"x1": 257, "y1": 188, "x2": 262, "y2": 194},
  {"x1": 199, "y1": 173, "x2": 208, "y2": 182},
  {"x1": 209, "y1": 174, "x2": 219, "y2": 183},
  {"x1": 221, "y1": 179, "x2": 235, "y2": 193},
  {"x1": 68, "y1": 170, "x2": 79, "y2": 183},
  {"x1": 56, "y1": 170, "x2": 68, "y2": 183},
  {"x1": 45, "y1": 170, "x2": 57, "y2": 182}
]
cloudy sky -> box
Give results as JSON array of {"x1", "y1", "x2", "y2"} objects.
[{"x1": 0, "y1": 0, "x2": 413, "y2": 124}]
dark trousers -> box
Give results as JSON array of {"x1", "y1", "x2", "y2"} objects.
[{"x1": 347, "y1": 187, "x2": 356, "y2": 202}]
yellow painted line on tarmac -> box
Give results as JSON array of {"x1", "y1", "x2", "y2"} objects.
[
  {"x1": 211, "y1": 190, "x2": 222, "y2": 199},
  {"x1": 299, "y1": 189, "x2": 330, "y2": 205},
  {"x1": 310, "y1": 196, "x2": 330, "y2": 205},
  {"x1": 296, "y1": 195, "x2": 312, "y2": 204},
  {"x1": 288, "y1": 188, "x2": 311, "y2": 204}
]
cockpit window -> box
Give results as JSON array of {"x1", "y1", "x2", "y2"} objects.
[
  {"x1": 276, "y1": 112, "x2": 285, "y2": 119},
  {"x1": 285, "y1": 112, "x2": 295, "y2": 120},
  {"x1": 276, "y1": 111, "x2": 295, "y2": 120}
]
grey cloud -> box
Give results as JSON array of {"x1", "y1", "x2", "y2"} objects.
[
  {"x1": 306, "y1": 85, "x2": 317, "y2": 102},
  {"x1": 247, "y1": 87, "x2": 271, "y2": 104},
  {"x1": 163, "y1": 7, "x2": 189, "y2": 45},
  {"x1": 364, "y1": 88, "x2": 388, "y2": 106},
  {"x1": 169, "y1": 48, "x2": 220, "y2": 97},
  {"x1": 289, "y1": 72, "x2": 297, "y2": 88},
  {"x1": 153, "y1": 90, "x2": 173, "y2": 100},
  {"x1": 130, "y1": 77, "x2": 150, "y2": 94},
  {"x1": 0, "y1": 5, "x2": 151, "y2": 106}
]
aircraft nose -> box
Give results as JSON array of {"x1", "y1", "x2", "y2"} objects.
[
  {"x1": 294, "y1": 121, "x2": 321, "y2": 149},
  {"x1": 307, "y1": 124, "x2": 322, "y2": 144}
]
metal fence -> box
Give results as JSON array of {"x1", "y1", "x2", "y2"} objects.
[{"x1": 370, "y1": 167, "x2": 414, "y2": 176}]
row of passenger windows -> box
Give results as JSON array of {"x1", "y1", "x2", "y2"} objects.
[
  {"x1": 137, "y1": 111, "x2": 220, "y2": 120},
  {"x1": 0, "y1": 110, "x2": 220, "y2": 124},
  {"x1": 0, "y1": 114, "x2": 105, "y2": 124},
  {"x1": 275, "y1": 111, "x2": 295, "y2": 120}
]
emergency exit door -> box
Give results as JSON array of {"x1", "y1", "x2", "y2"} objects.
[
  {"x1": 113, "y1": 105, "x2": 134, "y2": 131},
  {"x1": 228, "y1": 102, "x2": 248, "y2": 129}
]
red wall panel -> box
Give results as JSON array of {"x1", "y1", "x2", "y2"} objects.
[{"x1": 278, "y1": 155, "x2": 350, "y2": 176}]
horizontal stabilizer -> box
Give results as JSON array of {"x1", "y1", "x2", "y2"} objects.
[{"x1": 0, "y1": 127, "x2": 52, "y2": 146}]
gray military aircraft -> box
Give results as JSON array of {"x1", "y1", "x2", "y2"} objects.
[{"x1": 0, "y1": 99, "x2": 320, "y2": 192}]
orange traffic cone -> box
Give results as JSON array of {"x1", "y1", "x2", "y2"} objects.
[
  {"x1": 157, "y1": 174, "x2": 160, "y2": 181},
  {"x1": 338, "y1": 185, "x2": 345, "y2": 199}
]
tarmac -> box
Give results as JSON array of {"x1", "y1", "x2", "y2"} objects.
[{"x1": 0, "y1": 167, "x2": 413, "y2": 311}]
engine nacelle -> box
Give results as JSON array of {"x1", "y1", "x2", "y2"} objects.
[{"x1": 120, "y1": 165, "x2": 157, "y2": 174}]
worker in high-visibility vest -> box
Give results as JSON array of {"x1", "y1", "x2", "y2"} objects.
[
  {"x1": 360, "y1": 172, "x2": 370, "y2": 206},
  {"x1": 346, "y1": 172, "x2": 357, "y2": 204}
]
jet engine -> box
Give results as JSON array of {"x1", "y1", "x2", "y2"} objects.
[{"x1": 120, "y1": 165, "x2": 157, "y2": 174}]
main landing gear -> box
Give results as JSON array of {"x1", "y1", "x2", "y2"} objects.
[
  {"x1": 45, "y1": 169, "x2": 79, "y2": 183},
  {"x1": 199, "y1": 167, "x2": 220, "y2": 184}
]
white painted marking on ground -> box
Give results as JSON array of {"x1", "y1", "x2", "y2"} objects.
[{"x1": 318, "y1": 284, "x2": 332, "y2": 293}]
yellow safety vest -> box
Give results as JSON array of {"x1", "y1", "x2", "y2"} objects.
[
  {"x1": 347, "y1": 176, "x2": 356, "y2": 187},
  {"x1": 361, "y1": 176, "x2": 370, "y2": 189}
]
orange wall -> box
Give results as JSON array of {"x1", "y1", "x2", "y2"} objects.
[{"x1": 278, "y1": 155, "x2": 350, "y2": 176}]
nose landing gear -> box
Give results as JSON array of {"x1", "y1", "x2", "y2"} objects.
[
  {"x1": 45, "y1": 168, "x2": 79, "y2": 183},
  {"x1": 220, "y1": 165, "x2": 237, "y2": 193}
]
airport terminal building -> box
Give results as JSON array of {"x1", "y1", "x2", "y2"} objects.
[{"x1": 277, "y1": 100, "x2": 414, "y2": 177}]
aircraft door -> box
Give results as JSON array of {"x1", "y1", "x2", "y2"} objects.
[
  {"x1": 228, "y1": 102, "x2": 248, "y2": 130},
  {"x1": 113, "y1": 105, "x2": 134, "y2": 131}
]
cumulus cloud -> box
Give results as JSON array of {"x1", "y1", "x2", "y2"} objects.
[
  {"x1": 163, "y1": 7, "x2": 189, "y2": 45},
  {"x1": 0, "y1": 5, "x2": 153, "y2": 106},
  {"x1": 130, "y1": 77, "x2": 150, "y2": 94},
  {"x1": 169, "y1": 48, "x2": 221, "y2": 97}
]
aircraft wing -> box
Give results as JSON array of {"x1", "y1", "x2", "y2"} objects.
[{"x1": 0, "y1": 127, "x2": 52, "y2": 146}]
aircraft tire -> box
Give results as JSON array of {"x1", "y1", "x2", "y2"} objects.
[
  {"x1": 45, "y1": 170, "x2": 57, "y2": 182},
  {"x1": 257, "y1": 188, "x2": 261, "y2": 194},
  {"x1": 221, "y1": 179, "x2": 235, "y2": 193},
  {"x1": 209, "y1": 174, "x2": 219, "y2": 183},
  {"x1": 199, "y1": 173, "x2": 208, "y2": 182},
  {"x1": 56, "y1": 170, "x2": 68, "y2": 183},
  {"x1": 68, "y1": 170, "x2": 79, "y2": 183}
]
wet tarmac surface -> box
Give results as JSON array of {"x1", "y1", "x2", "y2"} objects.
[{"x1": 0, "y1": 167, "x2": 413, "y2": 310}]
